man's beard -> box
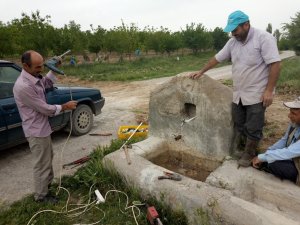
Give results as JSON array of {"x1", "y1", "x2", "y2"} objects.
[{"x1": 234, "y1": 29, "x2": 249, "y2": 42}]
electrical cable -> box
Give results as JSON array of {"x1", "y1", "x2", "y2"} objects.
[
  {"x1": 27, "y1": 185, "x2": 144, "y2": 225},
  {"x1": 57, "y1": 82, "x2": 73, "y2": 194},
  {"x1": 26, "y1": 185, "x2": 98, "y2": 225},
  {"x1": 101, "y1": 189, "x2": 144, "y2": 225}
]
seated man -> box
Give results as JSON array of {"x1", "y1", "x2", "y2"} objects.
[{"x1": 252, "y1": 97, "x2": 300, "y2": 186}]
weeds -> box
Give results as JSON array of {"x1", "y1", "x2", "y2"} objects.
[{"x1": 220, "y1": 79, "x2": 233, "y2": 87}]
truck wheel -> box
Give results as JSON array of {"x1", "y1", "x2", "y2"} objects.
[{"x1": 71, "y1": 104, "x2": 93, "y2": 136}]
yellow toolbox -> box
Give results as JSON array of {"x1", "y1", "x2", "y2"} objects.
[{"x1": 118, "y1": 125, "x2": 149, "y2": 140}]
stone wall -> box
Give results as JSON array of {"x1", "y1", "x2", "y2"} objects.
[{"x1": 149, "y1": 73, "x2": 234, "y2": 161}]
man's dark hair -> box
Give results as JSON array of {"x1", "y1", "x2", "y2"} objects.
[{"x1": 21, "y1": 51, "x2": 32, "y2": 67}]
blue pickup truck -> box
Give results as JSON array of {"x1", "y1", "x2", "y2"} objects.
[{"x1": 0, "y1": 60, "x2": 105, "y2": 150}]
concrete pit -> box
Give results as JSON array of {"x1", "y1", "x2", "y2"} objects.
[{"x1": 148, "y1": 148, "x2": 221, "y2": 182}]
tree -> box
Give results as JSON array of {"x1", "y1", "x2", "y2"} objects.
[
  {"x1": 136, "y1": 27, "x2": 150, "y2": 54},
  {"x1": 9, "y1": 11, "x2": 55, "y2": 56},
  {"x1": 278, "y1": 37, "x2": 290, "y2": 50},
  {"x1": 266, "y1": 23, "x2": 272, "y2": 34},
  {"x1": 152, "y1": 29, "x2": 184, "y2": 56},
  {"x1": 119, "y1": 22, "x2": 140, "y2": 60},
  {"x1": 273, "y1": 29, "x2": 281, "y2": 43},
  {"x1": 283, "y1": 12, "x2": 300, "y2": 55},
  {"x1": 0, "y1": 22, "x2": 17, "y2": 57},
  {"x1": 164, "y1": 31, "x2": 183, "y2": 56},
  {"x1": 59, "y1": 21, "x2": 88, "y2": 54},
  {"x1": 87, "y1": 25, "x2": 106, "y2": 57},
  {"x1": 211, "y1": 27, "x2": 229, "y2": 51},
  {"x1": 144, "y1": 27, "x2": 166, "y2": 54},
  {"x1": 181, "y1": 23, "x2": 213, "y2": 54},
  {"x1": 103, "y1": 22, "x2": 141, "y2": 61}
]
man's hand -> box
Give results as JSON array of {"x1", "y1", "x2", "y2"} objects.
[
  {"x1": 52, "y1": 56, "x2": 62, "y2": 67},
  {"x1": 188, "y1": 57, "x2": 219, "y2": 80},
  {"x1": 261, "y1": 90, "x2": 274, "y2": 107},
  {"x1": 62, "y1": 101, "x2": 77, "y2": 111},
  {"x1": 189, "y1": 71, "x2": 204, "y2": 79},
  {"x1": 251, "y1": 156, "x2": 262, "y2": 169},
  {"x1": 261, "y1": 61, "x2": 280, "y2": 107}
]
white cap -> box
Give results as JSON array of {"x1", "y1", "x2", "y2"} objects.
[{"x1": 283, "y1": 97, "x2": 300, "y2": 109}]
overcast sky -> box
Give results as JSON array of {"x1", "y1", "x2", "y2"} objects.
[{"x1": 1, "y1": 0, "x2": 299, "y2": 32}]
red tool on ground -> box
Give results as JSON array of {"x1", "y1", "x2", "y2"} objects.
[
  {"x1": 63, "y1": 156, "x2": 91, "y2": 169},
  {"x1": 146, "y1": 204, "x2": 163, "y2": 225}
]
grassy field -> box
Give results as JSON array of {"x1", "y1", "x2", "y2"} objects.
[
  {"x1": 0, "y1": 139, "x2": 187, "y2": 225},
  {"x1": 277, "y1": 56, "x2": 300, "y2": 93},
  {"x1": 61, "y1": 52, "x2": 217, "y2": 81}
]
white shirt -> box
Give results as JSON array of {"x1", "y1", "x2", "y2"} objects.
[{"x1": 215, "y1": 27, "x2": 281, "y2": 105}]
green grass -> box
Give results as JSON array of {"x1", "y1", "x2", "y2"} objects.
[
  {"x1": 277, "y1": 56, "x2": 300, "y2": 93},
  {"x1": 61, "y1": 52, "x2": 217, "y2": 81},
  {"x1": 0, "y1": 138, "x2": 187, "y2": 225},
  {"x1": 220, "y1": 79, "x2": 233, "y2": 87}
]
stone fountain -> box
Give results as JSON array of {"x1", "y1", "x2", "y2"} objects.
[{"x1": 104, "y1": 73, "x2": 300, "y2": 225}]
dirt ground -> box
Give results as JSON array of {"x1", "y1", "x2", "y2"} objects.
[
  {"x1": 0, "y1": 70, "x2": 296, "y2": 206},
  {"x1": 58, "y1": 75, "x2": 165, "y2": 123},
  {"x1": 262, "y1": 94, "x2": 291, "y2": 148}
]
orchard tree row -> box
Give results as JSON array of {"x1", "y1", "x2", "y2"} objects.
[{"x1": 0, "y1": 11, "x2": 299, "y2": 58}]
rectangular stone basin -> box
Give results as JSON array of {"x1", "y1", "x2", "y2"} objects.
[
  {"x1": 206, "y1": 160, "x2": 300, "y2": 222},
  {"x1": 238, "y1": 178, "x2": 300, "y2": 221},
  {"x1": 103, "y1": 137, "x2": 300, "y2": 225}
]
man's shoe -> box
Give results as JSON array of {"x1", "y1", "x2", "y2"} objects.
[
  {"x1": 237, "y1": 139, "x2": 259, "y2": 168},
  {"x1": 232, "y1": 130, "x2": 246, "y2": 158},
  {"x1": 36, "y1": 195, "x2": 59, "y2": 204},
  {"x1": 233, "y1": 150, "x2": 244, "y2": 159},
  {"x1": 238, "y1": 151, "x2": 253, "y2": 167}
]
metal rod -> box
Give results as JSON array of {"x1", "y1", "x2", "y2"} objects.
[
  {"x1": 123, "y1": 145, "x2": 132, "y2": 165},
  {"x1": 59, "y1": 49, "x2": 71, "y2": 58},
  {"x1": 119, "y1": 121, "x2": 144, "y2": 150}
]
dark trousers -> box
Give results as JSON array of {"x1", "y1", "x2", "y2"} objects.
[
  {"x1": 268, "y1": 160, "x2": 298, "y2": 183},
  {"x1": 261, "y1": 160, "x2": 298, "y2": 183},
  {"x1": 232, "y1": 101, "x2": 266, "y2": 141}
]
